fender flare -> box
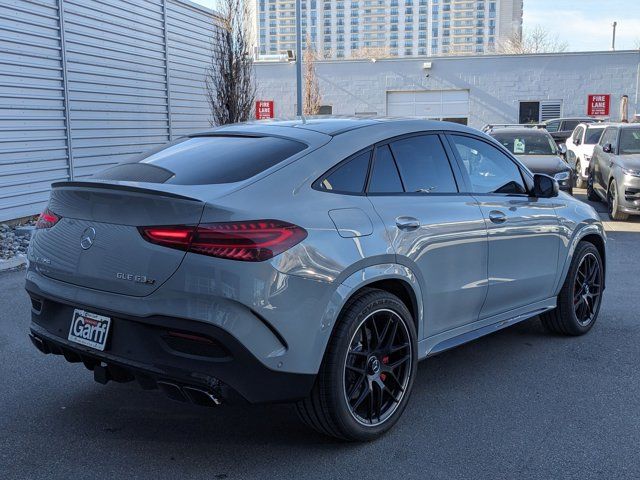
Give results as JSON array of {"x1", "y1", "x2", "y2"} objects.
[
  {"x1": 316, "y1": 263, "x2": 424, "y2": 356},
  {"x1": 553, "y1": 223, "x2": 606, "y2": 296}
]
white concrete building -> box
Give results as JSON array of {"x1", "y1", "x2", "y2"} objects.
[
  {"x1": 254, "y1": 50, "x2": 640, "y2": 128},
  {"x1": 256, "y1": 0, "x2": 522, "y2": 59}
]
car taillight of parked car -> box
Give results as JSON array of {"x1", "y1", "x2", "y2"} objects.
[
  {"x1": 138, "y1": 220, "x2": 307, "y2": 262},
  {"x1": 35, "y1": 208, "x2": 61, "y2": 229}
]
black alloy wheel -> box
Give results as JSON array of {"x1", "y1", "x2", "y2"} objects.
[{"x1": 343, "y1": 308, "x2": 412, "y2": 426}]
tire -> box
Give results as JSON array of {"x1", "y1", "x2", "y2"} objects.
[
  {"x1": 607, "y1": 180, "x2": 629, "y2": 221},
  {"x1": 586, "y1": 169, "x2": 600, "y2": 202},
  {"x1": 296, "y1": 288, "x2": 418, "y2": 441},
  {"x1": 574, "y1": 161, "x2": 585, "y2": 189},
  {"x1": 540, "y1": 242, "x2": 604, "y2": 336}
]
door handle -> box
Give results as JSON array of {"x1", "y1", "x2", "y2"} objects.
[
  {"x1": 395, "y1": 216, "x2": 420, "y2": 230},
  {"x1": 488, "y1": 210, "x2": 507, "y2": 224}
]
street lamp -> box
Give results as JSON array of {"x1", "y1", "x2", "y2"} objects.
[{"x1": 295, "y1": 0, "x2": 302, "y2": 116}]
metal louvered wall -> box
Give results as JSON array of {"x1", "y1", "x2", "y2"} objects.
[{"x1": 0, "y1": 0, "x2": 217, "y2": 222}]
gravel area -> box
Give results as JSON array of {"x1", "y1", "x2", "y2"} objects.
[{"x1": 1, "y1": 218, "x2": 36, "y2": 261}]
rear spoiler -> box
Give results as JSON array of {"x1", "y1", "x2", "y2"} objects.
[{"x1": 51, "y1": 181, "x2": 200, "y2": 202}]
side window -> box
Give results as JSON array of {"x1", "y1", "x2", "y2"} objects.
[
  {"x1": 598, "y1": 129, "x2": 610, "y2": 146},
  {"x1": 563, "y1": 120, "x2": 580, "y2": 132},
  {"x1": 388, "y1": 135, "x2": 458, "y2": 193},
  {"x1": 599, "y1": 128, "x2": 618, "y2": 149},
  {"x1": 318, "y1": 150, "x2": 371, "y2": 193},
  {"x1": 545, "y1": 120, "x2": 560, "y2": 133},
  {"x1": 572, "y1": 126, "x2": 584, "y2": 143},
  {"x1": 449, "y1": 135, "x2": 527, "y2": 195},
  {"x1": 368, "y1": 145, "x2": 404, "y2": 193}
]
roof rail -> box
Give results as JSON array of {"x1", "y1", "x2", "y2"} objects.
[{"x1": 482, "y1": 123, "x2": 546, "y2": 133}]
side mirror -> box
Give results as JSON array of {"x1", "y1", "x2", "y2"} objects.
[
  {"x1": 575, "y1": 137, "x2": 581, "y2": 146},
  {"x1": 603, "y1": 143, "x2": 613, "y2": 153},
  {"x1": 532, "y1": 174, "x2": 559, "y2": 198},
  {"x1": 558, "y1": 143, "x2": 567, "y2": 155}
]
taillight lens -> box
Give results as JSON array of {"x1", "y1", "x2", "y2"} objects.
[
  {"x1": 138, "y1": 220, "x2": 307, "y2": 262},
  {"x1": 35, "y1": 208, "x2": 61, "y2": 229}
]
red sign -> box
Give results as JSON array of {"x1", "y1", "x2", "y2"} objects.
[
  {"x1": 587, "y1": 94, "x2": 610, "y2": 116},
  {"x1": 255, "y1": 100, "x2": 274, "y2": 120}
]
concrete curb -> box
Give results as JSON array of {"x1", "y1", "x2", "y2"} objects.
[{"x1": 0, "y1": 256, "x2": 27, "y2": 272}]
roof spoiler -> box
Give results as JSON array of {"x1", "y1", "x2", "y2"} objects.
[{"x1": 51, "y1": 181, "x2": 200, "y2": 202}]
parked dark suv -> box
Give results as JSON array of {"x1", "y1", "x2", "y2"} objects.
[
  {"x1": 588, "y1": 123, "x2": 640, "y2": 220},
  {"x1": 545, "y1": 118, "x2": 600, "y2": 145}
]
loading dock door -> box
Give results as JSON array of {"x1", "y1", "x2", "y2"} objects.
[{"x1": 386, "y1": 90, "x2": 469, "y2": 123}]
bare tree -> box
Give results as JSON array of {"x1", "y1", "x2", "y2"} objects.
[
  {"x1": 498, "y1": 26, "x2": 569, "y2": 54},
  {"x1": 205, "y1": 0, "x2": 256, "y2": 126},
  {"x1": 350, "y1": 45, "x2": 392, "y2": 60},
  {"x1": 303, "y1": 35, "x2": 321, "y2": 115}
]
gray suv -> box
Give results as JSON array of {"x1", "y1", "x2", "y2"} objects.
[
  {"x1": 26, "y1": 118, "x2": 606, "y2": 441},
  {"x1": 588, "y1": 123, "x2": 640, "y2": 220}
]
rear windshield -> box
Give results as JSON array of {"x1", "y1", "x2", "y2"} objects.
[
  {"x1": 95, "y1": 136, "x2": 306, "y2": 185},
  {"x1": 619, "y1": 129, "x2": 640, "y2": 155},
  {"x1": 492, "y1": 131, "x2": 557, "y2": 155},
  {"x1": 585, "y1": 127, "x2": 604, "y2": 145}
]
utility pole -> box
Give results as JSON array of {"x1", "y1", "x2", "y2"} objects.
[
  {"x1": 295, "y1": 0, "x2": 303, "y2": 116},
  {"x1": 611, "y1": 21, "x2": 617, "y2": 51}
]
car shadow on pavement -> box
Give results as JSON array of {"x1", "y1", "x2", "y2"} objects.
[{"x1": 51, "y1": 316, "x2": 550, "y2": 449}]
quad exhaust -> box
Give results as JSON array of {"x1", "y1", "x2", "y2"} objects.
[
  {"x1": 157, "y1": 381, "x2": 222, "y2": 406},
  {"x1": 29, "y1": 332, "x2": 223, "y2": 407}
]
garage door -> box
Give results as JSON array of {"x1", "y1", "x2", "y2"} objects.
[{"x1": 387, "y1": 90, "x2": 469, "y2": 123}]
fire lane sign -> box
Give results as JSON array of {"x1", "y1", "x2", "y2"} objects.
[
  {"x1": 256, "y1": 100, "x2": 274, "y2": 119},
  {"x1": 588, "y1": 94, "x2": 610, "y2": 117}
]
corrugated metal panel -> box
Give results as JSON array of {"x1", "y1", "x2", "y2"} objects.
[
  {"x1": 64, "y1": 0, "x2": 170, "y2": 179},
  {"x1": 0, "y1": 0, "x2": 70, "y2": 221},
  {"x1": 0, "y1": 0, "x2": 217, "y2": 221},
  {"x1": 167, "y1": 0, "x2": 217, "y2": 136}
]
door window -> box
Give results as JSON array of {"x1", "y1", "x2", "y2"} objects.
[
  {"x1": 563, "y1": 120, "x2": 581, "y2": 132},
  {"x1": 545, "y1": 120, "x2": 561, "y2": 133},
  {"x1": 449, "y1": 135, "x2": 527, "y2": 195},
  {"x1": 599, "y1": 128, "x2": 618, "y2": 149},
  {"x1": 572, "y1": 126, "x2": 584, "y2": 144},
  {"x1": 388, "y1": 135, "x2": 458, "y2": 193}
]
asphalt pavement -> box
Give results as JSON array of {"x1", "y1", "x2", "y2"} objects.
[{"x1": 1, "y1": 191, "x2": 639, "y2": 479}]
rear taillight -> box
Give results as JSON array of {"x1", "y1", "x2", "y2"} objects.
[
  {"x1": 138, "y1": 220, "x2": 307, "y2": 262},
  {"x1": 35, "y1": 208, "x2": 61, "y2": 229}
]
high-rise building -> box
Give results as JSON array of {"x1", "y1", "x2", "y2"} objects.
[{"x1": 256, "y1": 0, "x2": 523, "y2": 59}]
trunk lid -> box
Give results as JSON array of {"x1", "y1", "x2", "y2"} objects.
[{"x1": 30, "y1": 181, "x2": 207, "y2": 297}]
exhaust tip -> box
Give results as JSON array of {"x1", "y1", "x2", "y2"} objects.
[
  {"x1": 183, "y1": 386, "x2": 222, "y2": 406},
  {"x1": 157, "y1": 381, "x2": 188, "y2": 402},
  {"x1": 29, "y1": 333, "x2": 49, "y2": 354}
]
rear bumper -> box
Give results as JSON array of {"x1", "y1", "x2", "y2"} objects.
[{"x1": 26, "y1": 291, "x2": 315, "y2": 405}]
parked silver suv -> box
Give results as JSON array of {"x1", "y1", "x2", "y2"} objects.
[
  {"x1": 588, "y1": 123, "x2": 640, "y2": 220},
  {"x1": 26, "y1": 118, "x2": 606, "y2": 441}
]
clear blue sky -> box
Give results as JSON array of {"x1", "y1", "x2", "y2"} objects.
[{"x1": 191, "y1": 0, "x2": 640, "y2": 51}]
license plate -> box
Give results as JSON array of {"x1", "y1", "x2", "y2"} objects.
[{"x1": 68, "y1": 309, "x2": 111, "y2": 351}]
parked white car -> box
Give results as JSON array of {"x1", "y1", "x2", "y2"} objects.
[{"x1": 565, "y1": 123, "x2": 606, "y2": 188}]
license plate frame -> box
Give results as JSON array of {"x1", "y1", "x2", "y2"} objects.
[{"x1": 68, "y1": 309, "x2": 111, "y2": 351}]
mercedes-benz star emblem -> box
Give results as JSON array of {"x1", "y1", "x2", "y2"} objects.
[{"x1": 80, "y1": 227, "x2": 96, "y2": 250}]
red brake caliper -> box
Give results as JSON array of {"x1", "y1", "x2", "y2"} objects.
[{"x1": 380, "y1": 356, "x2": 389, "y2": 381}]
